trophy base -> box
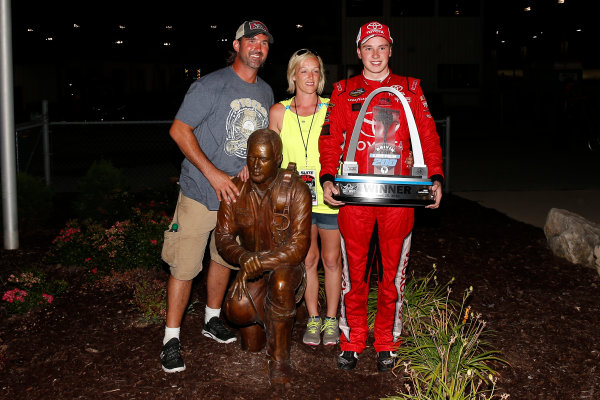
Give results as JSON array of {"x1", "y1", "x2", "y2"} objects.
[{"x1": 333, "y1": 174, "x2": 434, "y2": 207}]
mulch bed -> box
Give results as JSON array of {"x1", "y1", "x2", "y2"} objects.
[{"x1": 1, "y1": 194, "x2": 599, "y2": 399}]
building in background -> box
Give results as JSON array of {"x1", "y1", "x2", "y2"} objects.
[{"x1": 10, "y1": 0, "x2": 598, "y2": 125}]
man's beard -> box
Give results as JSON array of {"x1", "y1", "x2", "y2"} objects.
[{"x1": 241, "y1": 51, "x2": 266, "y2": 69}]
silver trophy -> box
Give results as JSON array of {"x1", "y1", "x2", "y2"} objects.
[{"x1": 334, "y1": 86, "x2": 434, "y2": 206}]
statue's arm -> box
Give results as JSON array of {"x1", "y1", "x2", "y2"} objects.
[
  {"x1": 215, "y1": 184, "x2": 249, "y2": 267},
  {"x1": 259, "y1": 182, "x2": 312, "y2": 271}
]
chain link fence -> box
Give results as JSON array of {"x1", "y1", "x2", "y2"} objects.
[
  {"x1": 16, "y1": 118, "x2": 180, "y2": 192},
  {"x1": 15, "y1": 109, "x2": 450, "y2": 193}
]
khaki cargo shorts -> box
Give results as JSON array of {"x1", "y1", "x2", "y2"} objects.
[{"x1": 161, "y1": 192, "x2": 237, "y2": 281}]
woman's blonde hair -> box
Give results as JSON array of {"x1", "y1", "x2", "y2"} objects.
[{"x1": 286, "y1": 49, "x2": 325, "y2": 95}]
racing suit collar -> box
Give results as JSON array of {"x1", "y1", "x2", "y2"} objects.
[{"x1": 361, "y1": 69, "x2": 392, "y2": 87}]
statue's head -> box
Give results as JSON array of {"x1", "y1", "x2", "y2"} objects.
[{"x1": 247, "y1": 129, "x2": 283, "y2": 187}]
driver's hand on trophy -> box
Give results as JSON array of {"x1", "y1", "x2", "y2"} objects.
[
  {"x1": 323, "y1": 181, "x2": 345, "y2": 207},
  {"x1": 229, "y1": 270, "x2": 248, "y2": 301},
  {"x1": 405, "y1": 151, "x2": 414, "y2": 169},
  {"x1": 239, "y1": 252, "x2": 263, "y2": 279},
  {"x1": 425, "y1": 180, "x2": 443, "y2": 209}
]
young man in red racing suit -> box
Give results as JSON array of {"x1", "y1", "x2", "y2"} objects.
[{"x1": 319, "y1": 21, "x2": 444, "y2": 372}]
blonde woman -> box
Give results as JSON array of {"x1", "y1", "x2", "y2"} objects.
[{"x1": 269, "y1": 49, "x2": 341, "y2": 346}]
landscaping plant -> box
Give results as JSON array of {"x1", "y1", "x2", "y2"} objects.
[
  {"x1": 133, "y1": 277, "x2": 168, "y2": 324},
  {"x1": 94, "y1": 268, "x2": 171, "y2": 324},
  {"x1": 15, "y1": 172, "x2": 54, "y2": 231},
  {"x1": 1, "y1": 269, "x2": 67, "y2": 315},
  {"x1": 45, "y1": 205, "x2": 169, "y2": 274},
  {"x1": 73, "y1": 159, "x2": 131, "y2": 224},
  {"x1": 377, "y1": 266, "x2": 509, "y2": 400},
  {"x1": 44, "y1": 219, "x2": 104, "y2": 267}
]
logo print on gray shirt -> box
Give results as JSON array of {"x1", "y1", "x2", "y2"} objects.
[{"x1": 225, "y1": 98, "x2": 269, "y2": 158}]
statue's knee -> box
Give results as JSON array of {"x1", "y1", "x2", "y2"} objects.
[
  {"x1": 269, "y1": 267, "x2": 296, "y2": 293},
  {"x1": 225, "y1": 276, "x2": 267, "y2": 326},
  {"x1": 268, "y1": 266, "x2": 301, "y2": 309},
  {"x1": 224, "y1": 296, "x2": 256, "y2": 326}
]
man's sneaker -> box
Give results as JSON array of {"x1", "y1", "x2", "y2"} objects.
[
  {"x1": 202, "y1": 317, "x2": 237, "y2": 343},
  {"x1": 377, "y1": 351, "x2": 397, "y2": 372},
  {"x1": 337, "y1": 351, "x2": 358, "y2": 370},
  {"x1": 160, "y1": 338, "x2": 186, "y2": 373},
  {"x1": 321, "y1": 317, "x2": 339, "y2": 346},
  {"x1": 302, "y1": 316, "x2": 322, "y2": 345}
]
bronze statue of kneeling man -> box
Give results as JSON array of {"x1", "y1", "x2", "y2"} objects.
[{"x1": 215, "y1": 129, "x2": 312, "y2": 385}]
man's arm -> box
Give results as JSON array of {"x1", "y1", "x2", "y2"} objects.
[{"x1": 169, "y1": 119, "x2": 240, "y2": 204}]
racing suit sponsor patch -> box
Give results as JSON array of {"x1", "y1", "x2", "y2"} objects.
[
  {"x1": 351, "y1": 103, "x2": 362, "y2": 112},
  {"x1": 349, "y1": 88, "x2": 366, "y2": 97},
  {"x1": 376, "y1": 97, "x2": 393, "y2": 106}
]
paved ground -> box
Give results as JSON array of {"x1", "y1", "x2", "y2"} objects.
[
  {"x1": 445, "y1": 115, "x2": 600, "y2": 228},
  {"x1": 453, "y1": 189, "x2": 600, "y2": 228}
]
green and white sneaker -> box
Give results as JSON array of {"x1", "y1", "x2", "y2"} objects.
[
  {"x1": 322, "y1": 316, "x2": 340, "y2": 346},
  {"x1": 302, "y1": 316, "x2": 322, "y2": 345}
]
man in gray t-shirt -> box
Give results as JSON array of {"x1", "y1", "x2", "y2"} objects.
[
  {"x1": 176, "y1": 66, "x2": 273, "y2": 210},
  {"x1": 160, "y1": 20, "x2": 275, "y2": 373}
]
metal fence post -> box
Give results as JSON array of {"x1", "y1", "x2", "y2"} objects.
[
  {"x1": 1, "y1": 0, "x2": 19, "y2": 249},
  {"x1": 42, "y1": 99, "x2": 51, "y2": 186}
]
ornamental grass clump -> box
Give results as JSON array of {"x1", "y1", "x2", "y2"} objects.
[
  {"x1": 367, "y1": 268, "x2": 455, "y2": 329},
  {"x1": 381, "y1": 266, "x2": 509, "y2": 400},
  {"x1": 1, "y1": 270, "x2": 67, "y2": 315}
]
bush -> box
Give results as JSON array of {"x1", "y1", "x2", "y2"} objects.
[
  {"x1": 45, "y1": 204, "x2": 170, "y2": 273},
  {"x1": 73, "y1": 159, "x2": 131, "y2": 223},
  {"x1": 92, "y1": 206, "x2": 169, "y2": 273},
  {"x1": 1, "y1": 269, "x2": 68, "y2": 315},
  {"x1": 44, "y1": 219, "x2": 103, "y2": 267},
  {"x1": 16, "y1": 172, "x2": 54, "y2": 231}
]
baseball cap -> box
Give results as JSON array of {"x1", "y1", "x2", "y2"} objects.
[
  {"x1": 356, "y1": 21, "x2": 393, "y2": 46},
  {"x1": 235, "y1": 20, "x2": 274, "y2": 44}
]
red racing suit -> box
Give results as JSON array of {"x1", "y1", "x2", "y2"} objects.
[{"x1": 318, "y1": 72, "x2": 444, "y2": 353}]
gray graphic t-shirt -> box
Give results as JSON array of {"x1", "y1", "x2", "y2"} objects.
[{"x1": 175, "y1": 66, "x2": 274, "y2": 210}]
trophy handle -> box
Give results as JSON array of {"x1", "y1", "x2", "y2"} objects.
[{"x1": 344, "y1": 87, "x2": 428, "y2": 178}]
